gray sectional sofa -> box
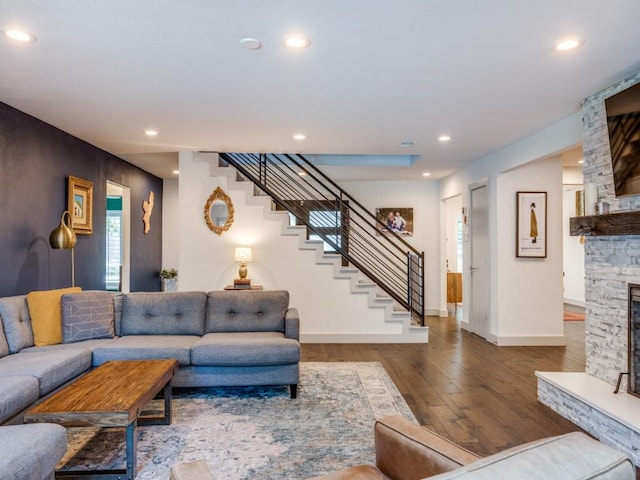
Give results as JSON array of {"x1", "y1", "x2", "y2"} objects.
[{"x1": 0, "y1": 289, "x2": 300, "y2": 479}]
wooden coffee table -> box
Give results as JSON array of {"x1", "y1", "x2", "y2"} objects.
[{"x1": 25, "y1": 359, "x2": 179, "y2": 480}]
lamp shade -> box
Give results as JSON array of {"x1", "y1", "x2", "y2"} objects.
[
  {"x1": 234, "y1": 247, "x2": 253, "y2": 263},
  {"x1": 49, "y1": 211, "x2": 77, "y2": 249}
]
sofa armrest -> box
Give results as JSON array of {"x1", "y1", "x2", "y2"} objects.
[
  {"x1": 375, "y1": 415, "x2": 480, "y2": 480},
  {"x1": 284, "y1": 307, "x2": 300, "y2": 340}
]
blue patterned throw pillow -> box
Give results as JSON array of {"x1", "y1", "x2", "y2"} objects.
[{"x1": 61, "y1": 292, "x2": 115, "y2": 343}]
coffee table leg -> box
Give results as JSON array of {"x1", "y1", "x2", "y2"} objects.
[
  {"x1": 127, "y1": 421, "x2": 137, "y2": 479},
  {"x1": 55, "y1": 422, "x2": 138, "y2": 479},
  {"x1": 138, "y1": 380, "x2": 172, "y2": 426}
]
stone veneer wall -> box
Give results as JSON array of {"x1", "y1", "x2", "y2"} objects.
[{"x1": 582, "y1": 71, "x2": 640, "y2": 387}]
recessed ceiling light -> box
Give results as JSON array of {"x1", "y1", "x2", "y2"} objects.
[
  {"x1": 422, "y1": 172, "x2": 432, "y2": 177},
  {"x1": 172, "y1": 170, "x2": 180, "y2": 175},
  {"x1": 438, "y1": 135, "x2": 451, "y2": 142},
  {"x1": 399, "y1": 141, "x2": 415, "y2": 148},
  {"x1": 2, "y1": 27, "x2": 37, "y2": 43},
  {"x1": 240, "y1": 37, "x2": 262, "y2": 50},
  {"x1": 293, "y1": 133, "x2": 306, "y2": 141},
  {"x1": 578, "y1": 160, "x2": 584, "y2": 164},
  {"x1": 284, "y1": 35, "x2": 311, "y2": 49},
  {"x1": 144, "y1": 129, "x2": 158, "y2": 137},
  {"x1": 555, "y1": 38, "x2": 582, "y2": 51}
]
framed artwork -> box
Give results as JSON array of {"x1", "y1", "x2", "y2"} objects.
[
  {"x1": 68, "y1": 175, "x2": 93, "y2": 234},
  {"x1": 516, "y1": 191, "x2": 546, "y2": 258},
  {"x1": 375, "y1": 207, "x2": 413, "y2": 236}
]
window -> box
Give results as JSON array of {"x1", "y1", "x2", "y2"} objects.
[{"x1": 285, "y1": 200, "x2": 349, "y2": 263}]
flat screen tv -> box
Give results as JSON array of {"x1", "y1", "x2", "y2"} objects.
[{"x1": 605, "y1": 82, "x2": 640, "y2": 197}]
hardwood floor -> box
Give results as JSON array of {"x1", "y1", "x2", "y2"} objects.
[{"x1": 301, "y1": 313, "x2": 586, "y2": 457}]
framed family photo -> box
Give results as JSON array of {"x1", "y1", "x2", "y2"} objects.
[
  {"x1": 375, "y1": 208, "x2": 414, "y2": 237},
  {"x1": 516, "y1": 191, "x2": 546, "y2": 258},
  {"x1": 68, "y1": 175, "x2": 93, "y2": 234}
]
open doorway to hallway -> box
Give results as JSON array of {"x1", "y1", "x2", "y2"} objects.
[
  {"x1": 562, "y1": 147, "x2": 585, "y2": 310},
  {"x1": 106, "y1": 181, "x2": 131, "y2": 292},
  {"x1": 444, "y1": 195, "x2": 463, "y2": 316}
]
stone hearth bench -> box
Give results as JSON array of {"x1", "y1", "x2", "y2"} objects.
[{"x1": 0, "y1": 289, "x2": 300, "y2": 477}]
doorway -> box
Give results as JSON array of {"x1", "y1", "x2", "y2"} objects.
[
  {"x1": 106, "y1": 181, "x2": 131, "y2": 292},
  {"x1": 444, "y1": 195, "x2": 463, "y2": 315},
  {"x1": 469, "y1": 183, "x2": 490, "y2": 339}
]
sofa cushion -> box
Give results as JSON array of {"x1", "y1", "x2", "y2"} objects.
[
  {"x1": 0, "y1": 376, "x2": 40, "y2": 423},
  {"x1": 0, "y1": 295, "x2": 34, "y2": 353},
  {"x1": 0, "y1": 320, "x2": 9, "y2": 358},
  {"x1": 61, "y1": 291, "x2": 115, "y2": 343},
  {"x1": 427, "y1": 431, "x2": 634, "y2": 480},
  {"x1": 19, "y1": 338, "x2": 116, "y2": 354},
  {"x1": 121, "y1": 292, "x2": 206, "y2": 336},
  {"x1": 191, "y1": 332, "x2": 301, "y2": 366},
  {"x1": 0, "y1": 423, "x2": 67, "y2": 480},
  {"x1": 206, "y1": 290, "x2": 289, "y2": 333},
  {"x1": 92, "y1": 335, "x2": 200, "y2": 367},
  {"x1": 27, "y1": 287, "x2": 82, "y2": 346},
  {"x1": 0, "y1": 348, "x2": 91, "y2": 395}
]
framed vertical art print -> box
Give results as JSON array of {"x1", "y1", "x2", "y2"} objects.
[
  {"x1": 516, "y1": 191, "x2": 546, "y2": 258},
  {"x1": 68, "y1": 175, "x2": 93, "y2": 234}
]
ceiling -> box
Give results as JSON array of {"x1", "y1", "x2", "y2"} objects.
[{"x1": 1, "y1": 1, "x2": 639, "y2": 181}]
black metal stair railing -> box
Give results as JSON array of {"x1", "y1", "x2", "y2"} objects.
[{"x1": 218, "y1": 152, "x2": 425, "y2": 324}]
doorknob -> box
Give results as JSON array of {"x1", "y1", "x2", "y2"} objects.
[{"x1": 470, "y1": 266, "x2": 479, "y2": 272}]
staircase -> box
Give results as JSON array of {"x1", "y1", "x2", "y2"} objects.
[
  {"x1": 218, "y1": 152, "x2": 425, "y2": 322},
  {"x1": 208, "y1": 155, "x2": 428, "y2": 343}
]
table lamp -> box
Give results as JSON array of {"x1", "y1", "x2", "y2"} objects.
[{"x1": 234, "y1": 247, "x2": 253, "y2": 280}]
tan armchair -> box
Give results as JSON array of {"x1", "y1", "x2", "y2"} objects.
[
  {"x1": 310, "y1": 415, "x2": 479, "y2": 480},
  {"x1": 310, "y1": 415, "x2": 635, "y2": 480}
]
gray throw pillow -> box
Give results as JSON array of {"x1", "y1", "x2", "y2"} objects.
[{"x1": 61, "y1": 292, "x2": 115, "y2": 343}]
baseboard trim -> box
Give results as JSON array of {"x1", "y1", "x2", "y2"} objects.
[
  {"x1": 300, "y1": 330, "x2": 428, "y2": 344},
  {"x1": 425, "y1": 308, "x2": 442, "y2": 317},
  {"x1": 495, "y1": 335, "x2": 566, "y2": 346},
  {"x1": 563, "y1": 298, "x2": 585, "y2": 308}
]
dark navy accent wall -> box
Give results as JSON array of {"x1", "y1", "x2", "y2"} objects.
[{"x1": 0, "y1": 101, "x2": 163, "y2": 296}]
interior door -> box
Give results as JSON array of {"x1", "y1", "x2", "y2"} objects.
[{"x1": 469, "y1": 184, "x2": 490, "y2": 339}]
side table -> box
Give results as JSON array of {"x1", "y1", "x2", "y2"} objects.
[{"x1": 224, "y1": 285, "x2": 264, "y2": 291}]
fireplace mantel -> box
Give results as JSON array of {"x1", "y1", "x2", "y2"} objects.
[{"x1": 570, "y1": 210, "x2": 640, "y2": 236}]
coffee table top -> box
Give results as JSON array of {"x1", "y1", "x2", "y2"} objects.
[{"x1": 25, "y1": 359, "x2": 178, "y2": 427}]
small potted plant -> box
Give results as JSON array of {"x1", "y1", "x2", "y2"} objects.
[{"x1": 160, "y1": 268, "x2": 178, "y2": 292}]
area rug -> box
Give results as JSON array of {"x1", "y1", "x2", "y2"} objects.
[
  {"x1": 563, "y1": 310, "x2": 585, "y2": 321},
  {"x1": 59, "y1": 362, "x2": 415, "y2": 479}
]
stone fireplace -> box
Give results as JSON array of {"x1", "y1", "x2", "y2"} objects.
[
  {"x1": 537, "y1": 71, "x2": 640, "y2": 465},
  {"x1": 628, "y1": 284, "x2": 640, "y2": 397}
]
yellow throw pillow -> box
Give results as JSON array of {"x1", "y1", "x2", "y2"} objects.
[{"x1": 27, "y1": 287, "x2": 82, "y2": 346}]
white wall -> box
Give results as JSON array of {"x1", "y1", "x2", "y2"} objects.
[
  {"x1": 168, "y1": 151, "x2": 411, "y2": 342},
  {"x1": 438, "y1": 111, "x2": 583, "y2": 345},
  {"x1": 495, "y1": 156, "x2": 565, "y2": 343},
  {"x1": 338, "y1": 180, "x2": 442, "y2": 315},
  {"x1": 162, "y1": 178, "x2": 180, "y2": 272}
]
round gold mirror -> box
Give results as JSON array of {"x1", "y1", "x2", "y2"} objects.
[{"x1": 204, "y1": 187, "x2": 234, "y2": 235}]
